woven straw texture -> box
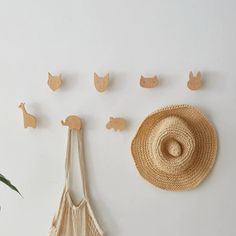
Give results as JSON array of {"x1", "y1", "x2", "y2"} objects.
[{"x1": 131, "y1": 104, "x2": 217, "y2": 191}]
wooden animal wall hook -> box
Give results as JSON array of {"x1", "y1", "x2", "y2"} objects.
[
  {"x1": 106, "y1": 117, "x2": 127, "y2": 131},
  {"x1": 48, "y1": 72, "x2": 63, "y2": 91},
  {"x1": 140, "y1": 75, "x2": 160, "y2": 88},
  {"x1": 94, "y1": 72, "x2": 110, "y2": 92},
  {"x1": 187, "y1": 71, "x2": 202, "y2": 90},
  {"x1": 18, "y1": 103, "x2": 37, "y2": 128},
  {"x1": 61, "y1": 115, "x2": 81, "y2": 131}
]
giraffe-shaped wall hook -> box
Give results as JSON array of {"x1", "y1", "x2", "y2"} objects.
[{"x1": 18, "y1": 103, "x2": 37, "y2": 128}]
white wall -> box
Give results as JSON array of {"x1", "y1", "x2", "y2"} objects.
[{"x1": 0, "y1": 0, "x2": 235, "y2": 235}]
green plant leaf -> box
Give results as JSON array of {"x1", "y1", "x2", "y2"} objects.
[{"x1": 0, "y1": 173, "x2": 22, "y2": 197}]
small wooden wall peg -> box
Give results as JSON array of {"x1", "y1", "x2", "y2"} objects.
[
  {"x1": 94, "y1": 72, "x2": 109, "y2": 92},
  {"x1": 140, "y1": 75, "x2": 160, "y2": 88},
  {"x1": 61, "y1": 115, "x2": 81, "y2": 131},
  {"x1": 106, "y1": 117, "x2": 127, "y2": 131},
  {"x1": 187, "y1": 71, "x2": 202, "y2": 90},
  {"x1": 48, "y1": 72, "x2": 62, "y2": 91},
  {"x1": 18, "y1": 103, "x2": 37, "y2": 128}
]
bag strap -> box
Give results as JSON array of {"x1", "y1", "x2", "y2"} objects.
[{"x1": 65, "y1": 128, "x2": 88, "y2": 198}]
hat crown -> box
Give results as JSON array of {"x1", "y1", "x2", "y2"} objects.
[
  {"x1": 151, "y1": 116, "x2": 196, "y2": 174},
  {"x1": 166, "y1": 139, "x2": 182, "y2": 157}
]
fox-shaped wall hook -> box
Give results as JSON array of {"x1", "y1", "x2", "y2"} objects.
[
  {"x1": 48, "y1": 72, "x2": 62, "y2": 91},
  {"x1": 187, "y1": 71, "x2": 202, "y2": 90},
  {"x1": 94, "y1": 72, "x2": 110, "y2": 92}
]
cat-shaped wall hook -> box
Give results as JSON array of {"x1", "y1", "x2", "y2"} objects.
[
  {"x1": 140, "y1": 75, "x2": 160, "y2": 88},
  {"x1": 187, "y1": 71, "x2": 202, "y2": 90},
  {"x1": 48, "y1": 72, "x2": 63, "y2": 91},
  {"x1": 94, "y1": 72, "x2": 110, "y2": 92}
]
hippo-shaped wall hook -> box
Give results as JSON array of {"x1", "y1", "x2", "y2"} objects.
[{"x1": 106, "y1": 117, "x2": 127, "y2": 131}]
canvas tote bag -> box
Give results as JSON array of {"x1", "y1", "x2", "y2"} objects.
[{"x1": 49, "y1": 127, "x2": 103, "y2": 236}]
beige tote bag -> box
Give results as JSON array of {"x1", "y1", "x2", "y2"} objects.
[{"x1": 49, "y1": 128, "x2": 103, "y2": 236}]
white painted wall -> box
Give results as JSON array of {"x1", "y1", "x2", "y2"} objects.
[{"x1": 0, "y1": 0, "x2": 235, "y2": 235}]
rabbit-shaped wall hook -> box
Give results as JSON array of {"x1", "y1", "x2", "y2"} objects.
[{"x1": 187, "y1": 71, "x2": 202, "y2": 90}]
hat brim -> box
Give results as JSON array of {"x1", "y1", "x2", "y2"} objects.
[{"x1": 131, "y1": 104, "x2": 217, "y2": 191}]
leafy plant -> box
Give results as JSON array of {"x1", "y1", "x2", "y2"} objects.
[{"x1": 0, "y1": 173, "x2": 21, "y2": 196}]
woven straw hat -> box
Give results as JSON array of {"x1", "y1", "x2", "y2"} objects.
[{"x1": 131, "y1": 104, "x2": 217, "y2": 191}]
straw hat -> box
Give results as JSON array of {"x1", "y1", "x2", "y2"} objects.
[{"x1": 131, "y1": 104, "x2": 217, "y2": 191}]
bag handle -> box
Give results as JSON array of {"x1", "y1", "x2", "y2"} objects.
[{"x1": 65, "y1": 128, "x2": 88, "y2": 198}]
